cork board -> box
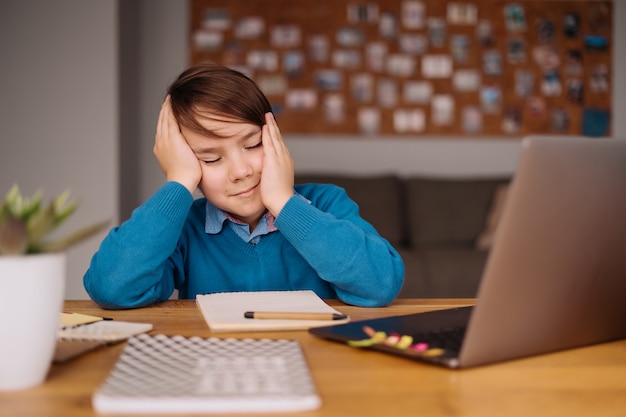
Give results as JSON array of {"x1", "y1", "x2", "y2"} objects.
[{"x1": 189, "y1": 0, "x2": 612, "y2": 137}]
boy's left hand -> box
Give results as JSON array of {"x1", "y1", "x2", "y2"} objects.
[{"x1": 260, "y1": 112, "x2": 294, "y2": 217}]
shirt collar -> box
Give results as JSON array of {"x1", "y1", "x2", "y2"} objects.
[
  {"x1": 204, "y1": 200, "x2": 277, "y2": 235},
  {"x1": 204, "y1": 191, "x2": 310, "y2": 236}
]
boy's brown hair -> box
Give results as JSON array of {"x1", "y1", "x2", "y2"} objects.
[{"x1": 168, "y1": 63, "x2": 272, "y2": 136}]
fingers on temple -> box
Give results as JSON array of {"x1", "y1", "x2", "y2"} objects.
[{"x1": 265, "y1": 112, "x2": 286, "y2": 150}]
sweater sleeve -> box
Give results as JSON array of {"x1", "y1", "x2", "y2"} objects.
[
  {"x1": 83, "y1": 182, "x2": 194, "y2": 309},
  {"x1": 275, "y1": 184, "x2": 405, "y2": 307}
]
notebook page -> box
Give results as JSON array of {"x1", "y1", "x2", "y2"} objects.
[{"x1": 196, "y1": 290, "x2": 349, "y2": 332}]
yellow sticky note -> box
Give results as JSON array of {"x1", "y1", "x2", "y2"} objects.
[{"x1": 60, "y1": 312, "x2": 103, "y2": 327}]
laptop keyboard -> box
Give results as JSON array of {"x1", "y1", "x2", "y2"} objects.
[{"x1": 410, "y1": 326, "x2": 467, "y2": 352}]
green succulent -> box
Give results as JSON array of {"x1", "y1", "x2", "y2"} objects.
[{"x1": 0, "y1": 185, "x2": 109, "y2": 255}]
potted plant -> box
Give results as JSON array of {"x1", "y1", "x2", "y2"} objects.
[{"x1": 0, "y1": 185, "x2": 108, "y2": 391}]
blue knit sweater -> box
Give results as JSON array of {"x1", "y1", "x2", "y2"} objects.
[{"x1": 84, "y1": 181, "x2": 405, "y2": 309}]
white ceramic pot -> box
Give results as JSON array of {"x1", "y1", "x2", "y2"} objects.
[{"x1": 0, "y1": 252, "x2": 66, "y2": 391}]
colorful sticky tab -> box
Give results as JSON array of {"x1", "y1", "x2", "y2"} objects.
[{"x1": 346, "y1": 326, "x2": 445, "y2": 358}]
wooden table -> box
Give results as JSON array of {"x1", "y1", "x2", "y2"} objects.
[{"x1": 2, "y1": 299, "x2": 625, "y2": 416}]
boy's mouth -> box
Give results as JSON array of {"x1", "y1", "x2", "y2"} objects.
[{"x1": 232, "y1": 183, "x2": 259, "y2": 197}]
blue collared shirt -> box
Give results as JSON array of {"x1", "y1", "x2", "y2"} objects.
[
  {"x1": 204, "y1": 201, "x2": 276, "y2": 244},
  {"x1": 204, "y1": 192, "x2": 311, "y2": 244}
]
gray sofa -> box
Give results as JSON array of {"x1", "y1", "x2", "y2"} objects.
[{"x1": 295, "y1": 174, "x2": 511, "y2": 298}]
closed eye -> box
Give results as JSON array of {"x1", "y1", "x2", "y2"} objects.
[
  {"x1": 245, "y1": 142, "x2": 263, "y2": 150},
  {"x1": 200, "y1": 156, "x2": 221, "y2": 164}
]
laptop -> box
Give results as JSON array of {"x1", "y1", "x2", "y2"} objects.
[{"x1": 310, "y1": 136, "x2": 626, "y2": 368}]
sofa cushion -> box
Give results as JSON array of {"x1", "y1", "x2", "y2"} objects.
[
  {"x1": 475, "y1": 183, "x2": 510, "y2": 250},
  {"x1": 406, "y1": 178, "x2": 510, "y2": 248},
  {"x1": 294, "y1": 174, "x2": 405, "y2": 246},
  {"x1": 419, "y1": 249, "x2": 489, "y2": 297}
]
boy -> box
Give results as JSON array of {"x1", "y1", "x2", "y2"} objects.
[{"x1": 84, "y1": 63, "x2": 404, "y2": 309}]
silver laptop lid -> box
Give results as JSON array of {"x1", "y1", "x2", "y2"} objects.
[{"x1": 460, "y1": 136, "x2": 626, "y2": 367}]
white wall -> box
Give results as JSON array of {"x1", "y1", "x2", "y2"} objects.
[
  {"x1": 0, "y1": 1, "x2": 118, "y2": 299},
  {"x1": 135, "y1": 1, "x2": 190, "y2": 204}
]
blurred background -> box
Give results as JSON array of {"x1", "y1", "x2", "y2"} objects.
[{"x1": 1, "y1": 0, "x2": 624, "y2": 299}]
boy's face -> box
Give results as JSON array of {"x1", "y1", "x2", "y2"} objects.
[{"x1": 180, "y1": 115, "x2": 266, "y2": 229}]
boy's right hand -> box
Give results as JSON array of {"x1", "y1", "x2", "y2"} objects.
[{"x1": 154, "y1": 96, "x2": 202, "y2": 193}]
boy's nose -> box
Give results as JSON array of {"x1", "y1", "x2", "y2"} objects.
[{"x1": 228, "y1": 155, "x2": 254, "y2": 181}]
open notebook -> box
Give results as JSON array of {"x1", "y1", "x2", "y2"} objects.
[
  {"x1": 196, "y1": 290, "x2": 349, "y2": 332},
  {"x1": 55, "y1": 318, "x2": 153, "y2": 362}
]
